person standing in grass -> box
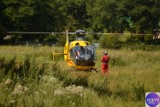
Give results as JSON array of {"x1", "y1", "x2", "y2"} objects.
[{"x1": 101, "y1": 51, "x2": 109, "y2": 74}]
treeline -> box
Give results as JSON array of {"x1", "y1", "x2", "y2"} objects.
[{"x1": 0, "y1": 0, "x2": 160, "y2": 44}]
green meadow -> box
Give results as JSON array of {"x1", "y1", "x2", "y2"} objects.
[{"x1": 0, "y1": 46, "x2": 160, "y2": 107}]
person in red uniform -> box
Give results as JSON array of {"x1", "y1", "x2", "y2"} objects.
[{"x1": 101, "y1": 51, "x2": 109, "y2": 74}]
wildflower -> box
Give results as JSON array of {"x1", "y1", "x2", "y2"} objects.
[
  {"x1": 35, "y1": 92, "x2": 39, "y2": 95},
  {"x1": 41, "y1": 90, "x2": 47, "y2": 95},
  {"x1": 5, "y1": 79, "x2": 12, "y2": 85},
  {"x1": 11, "y1": 83, "x2": 24, "y2": 95},
  {"x1": 54, "y1": 89, "x2": 65, "y2": 96},
  {"x1": 9, "y1": 100, "x2": 16, "y2": 104},
  {"x1": 65, "y1": 85, "x2": 84, "y2": 95},
  {"x1": 54, "y1": 85, "x2": 84, "y2": 96},
  {"x1": 24, "y1": 86, "x2": 30, "y2": 92}
]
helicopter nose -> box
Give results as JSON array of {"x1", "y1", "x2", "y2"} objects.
[
  {"x1": 75, "y1": 54, "x2": 95, "y2": 66},
  {"x1": 84, "y1": 54, "x2": 91, "y2": 61}
]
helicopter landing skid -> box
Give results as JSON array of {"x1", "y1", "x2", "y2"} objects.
[
  {"x1": 87, "y1": 68, "x2": 97, "y2": 72},
  {"x1": 68, "y1": 67, "x2": 97, "y2": 72}
]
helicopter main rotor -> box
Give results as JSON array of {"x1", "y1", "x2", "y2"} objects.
[{"x1": 7, "y1": 30, "x2": 152, "y2": 36}]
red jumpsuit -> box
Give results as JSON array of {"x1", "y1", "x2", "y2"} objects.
[{"x1": 101, "y1": 55, "x2": 109, "y2": 74}]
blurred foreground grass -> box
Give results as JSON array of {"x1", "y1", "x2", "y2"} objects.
[{"x1": 0, "y1": 46, "x2": 160, "y2": 107}]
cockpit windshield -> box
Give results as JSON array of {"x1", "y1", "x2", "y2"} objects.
[
  {"x1": 70, "y1": 45, "x2": 96, "y2": 60},
  {"x1": 86, "y1": 45, "x2": 96, "y2": 59}
]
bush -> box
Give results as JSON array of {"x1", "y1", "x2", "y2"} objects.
[
  {"x1": 126, "y1": 34, "x2": 153, "y2": 43},
  {"x1": 99, "y1": 34, "x2": 122, "y2": 49},
  {"x1": 109, "y1": 56, "x2": 127, "y2": 67}
]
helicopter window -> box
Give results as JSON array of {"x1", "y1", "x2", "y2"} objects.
[
  {"x1": 86, "y1": 42, "x2": 89, "y2": 45},
  {"x1": 70, "y1": 45, "x2": 96, "y2": 61},
  {"x1": 86, "y1": 45, "x2": 96, "y2": 59},
  {"x1": 80, "y1": 46, "x2": 85, "y2": 55},
  {"x1": 75, "y1": 50, "x2": 80, "y2": 58},
  {"x1": 70, "y1": 49, "x2": 74, "y2": 58},
  {"x1": 70, "y1": 49, "x2": 80, "y2": 59},
  {"x1": 70, "y1": 46, "x2": 86, "y2": 59},
  {"x1": 75, "y1": 43, "x2": 79, "y2": 45}
]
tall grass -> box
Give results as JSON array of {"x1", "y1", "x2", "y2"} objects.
[{"x1": 0, "y1": 46, "x2": 160, "y2": 107}]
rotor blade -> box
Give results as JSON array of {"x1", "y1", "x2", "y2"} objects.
[
  {"x1": 7, "y1": 31, "x2": 76, "y2": 35},
  {"x1": 7, "y1": 31, "x2": 151, "y2": 35},
  {"x1": 86, "y1": 32, "x2": 151, "y2": 35}
]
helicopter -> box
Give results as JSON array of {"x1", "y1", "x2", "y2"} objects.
[{"x1": 58, "y1": 30, "x2": 97, "y2": 71}]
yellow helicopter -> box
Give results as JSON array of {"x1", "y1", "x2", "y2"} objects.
[{"x1": 54, "y1": 30, "x2": 97, "y2": 71}]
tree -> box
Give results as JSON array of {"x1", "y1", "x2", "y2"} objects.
[
  {"x1": 127, "y1": 0, "x2": 160, "y2": 33},
  {"x1": 64, "y1": 0, "x2": 90, "y2": 31},
  {"x1": 1, "y1": 0, "x2": 160, "y2": 45}
]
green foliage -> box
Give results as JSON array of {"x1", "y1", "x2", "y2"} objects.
[
  {"x1": 132, "y1": 83, "x2": 145, "y2": 101},
  {"x1": 125, "y1": 41, "x2": 160, "y2": 51},
  {"x1": 126, "y1": 34, "x2": 153, "y2": 43},
  {"x1": 99, "y1": 34, "x2": 122, "y2": 49},
  {"x1": 88, "y1": 74, "x2": 110, "y2": 95},
  {"x1": 0, "y1": 47, "x2": 160, "y2": 107},
  {"x1": 57, "y1": 35, "x2": 66, "y2": 46},
  {"x1": 0, "y1": 46, "x2": 160, "y2": 107},
  {"x1": 0, "y1": 0, "x2": 160, "y2": 38},
  {"x1": 44, "y1": 35, "x2": 57, "y2": 42},
  {"x1": 109, "y1": 56, "x2": 127, "y2": 67}
]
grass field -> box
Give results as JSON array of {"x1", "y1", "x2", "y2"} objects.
[{"x1": 0, "y1": 46, "x2": 160, "y2": 107}]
